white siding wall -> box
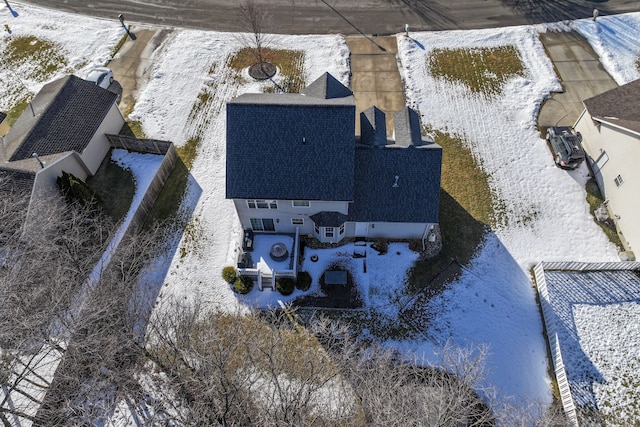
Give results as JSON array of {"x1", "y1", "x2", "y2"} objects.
[
  {"x1": 354, "y1": 222, "x2": 432, "y2": 240},
  {"x1": 233, "y1": 199, "x2": 350, "y2": 234},
  {"x1": 575, "y1": 112, "x2": 640, "y2": 252},
  {"x1": 80, "y1": 103, "x2": 125, "y2": 174}
]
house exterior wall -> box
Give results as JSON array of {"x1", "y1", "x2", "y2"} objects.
[
  {"x1": 351, "y1": 222, "x2": 434, "y2": 240},
  {"x1": 233, "y1": 199, "x2": 350, "y2": 235},
  {"x1": 79, "y1": 103, "x2": 125, "y2": 175},
  {"x1": 575, "y1": 111, "x2": 640, "y2": 253}
]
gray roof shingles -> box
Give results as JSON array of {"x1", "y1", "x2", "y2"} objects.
[
  {"x1": 583, "y1": 78, "x2": 640, "y2": 134},
  {"x1": 348, "y1": 145, "x2": 442, "y2": 223},
  {"x1": 9, "y1": 75, "x2": 117, "y2": 161},
  {"x1": 226, "y1": 101, "x2": 355, "y2": 201},
  {"x1": 226, "y1": 73, "x2": 442, "y2": 224}
]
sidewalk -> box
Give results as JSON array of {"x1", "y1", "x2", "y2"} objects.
[
  {"x1": 345, "y1": 35, "x2": 406, "y2": 137},
  {"x1": 537, "y1": 31, "x2": 617, "y2": 132},
  {"x1": 107, "y1": 27, "x2": 172, "y2": 115}
]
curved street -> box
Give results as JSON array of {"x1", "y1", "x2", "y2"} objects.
[{"x1": 16, "y1": 0, "x2": 640, "y2": 34}]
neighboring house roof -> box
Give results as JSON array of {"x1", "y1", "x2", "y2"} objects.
[
  {"x1": 0, "y1": 112, "x2": 6, "y2": 125},
  {"x1": 583, "y1": 78, "x2": 640, "y2": 135},
  {"x1": 226, "y1": 80, "x2": 355, "y2": 201},
  {"x1": 349, "y1": 144, "x2": 442, "y2": 223},
  {"x1": 6, "y1": 75, "x2": 118, "y2": 162}
]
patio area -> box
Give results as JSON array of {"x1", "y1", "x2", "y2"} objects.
[{"x1": 239, "y1": 233, "x2": 296, "y2": 275}]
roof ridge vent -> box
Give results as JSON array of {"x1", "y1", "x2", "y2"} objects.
[{"x1": 392, "y1": 175, "x2": 399, "y2": 188}]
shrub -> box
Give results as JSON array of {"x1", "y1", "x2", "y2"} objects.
[
  {"x1": 222, "y1": 266, "x2": 237, "y2": 284},
  {"x1": 233, "y1": 276, "x2": 253, "y2": 294},
  {"x1": 371, "y1": 239, "x2": 389, "y2": 255},
  {"x1": 276, "y1": 277, "x2": 295, "y2": 296},
  {"x1": 296, "y1": 271, "x2": 312, "y2": 291}
]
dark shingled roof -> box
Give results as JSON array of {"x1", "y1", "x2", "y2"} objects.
[
  {"x1": 360, "y1": 106, "x2": 387, "y2": 147},
  {"x1": 0, "y1": 112, "x2": 6, "y2": 125},
  {"x1": 583, "y1": 79, "x2": 640, "y2": 134},
  {"x1": 348, "y1": 144, "x2": 442, "y2": 223},
  {"x1": 8, "y1": 75, "x2": 117, "y2": 161},
  {"x1": 301, "y1": 72, "x2": 353, "y2": 100},
  {"x1": 226, "y1": 101, "x2": 355, "y2": 201},
  {"x1": 310, "y1": 211, "x2": 348, "y2": 227},
  {"x1": 394, "y1": 107, "x2": 423, "y2": 147}
]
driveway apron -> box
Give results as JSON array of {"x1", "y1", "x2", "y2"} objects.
[
  {"x1": 537, "y1": 31, "x2": 618, "y2": 132},
  {"x1": 346, "y1": 36, "x2": 406, "y2": 138}
]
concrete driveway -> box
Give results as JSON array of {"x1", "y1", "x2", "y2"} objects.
[
  {"x1": 346, "y1": 36, "x2": 406, "y2": 137},
  {"x1": 107, "y1": 27, "x2": 172, "y2": 115},
  {"x1": 537, "y1": 31, "x2": 618, "y2": 133}
]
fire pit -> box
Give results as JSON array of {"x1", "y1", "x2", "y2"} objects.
[{"x1": 270, "y1": 242, "x2": 289, "y2": 261}]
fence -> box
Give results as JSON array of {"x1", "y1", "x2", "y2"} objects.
[
  {"x1": 106, "y1": 134, "x2": 173, "y2": 155},
  {"x1": 533, "y1": 262, "x2": 579, "y2": 427}
]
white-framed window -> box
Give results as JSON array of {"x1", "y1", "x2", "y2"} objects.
[
  {"x1": 250, "y1": 218, "x2": 275, "y2": 232},
  {"x1": 339, "y1": 223, "x2": 345, "y2": 235},
  {"x1": 614, "y1": 174, "x2": 624, "y2": 187},
  {"x1": 292, "y1": 218, "x2": 304, "y2": 225},
  {"x1": 324, "y1": 227, "x2": 334, "y2": 238},
  {"x1": 292, "y1": 200, "x2": 310, "y2": 207},
  {"x1": 247, "y1": 199, "x2": 277, "y2": 209}
]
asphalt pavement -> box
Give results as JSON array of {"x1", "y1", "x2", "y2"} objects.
[{"x1": 15, "y1": 0, "x2": 640, "y2": 35}]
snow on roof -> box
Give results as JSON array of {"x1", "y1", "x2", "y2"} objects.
[{"x1": 535, "y1": 261, "x2": 640, "y2": 425}]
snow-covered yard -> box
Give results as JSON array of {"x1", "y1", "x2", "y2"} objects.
[{"x1": 3, "y1": 1, "x2": 640, "y2": 423}]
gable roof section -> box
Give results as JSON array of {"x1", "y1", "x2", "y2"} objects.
[
  {"x1": 348, "y1": 144, "x2": 442, "y2": 223},
  {"x1": 360, "y1": 106, "x2": 387, "y2": 147},
  {"x1": 394, "y1": 107, "x2": 423, "y2": 147},
  {"x1": 7, "y1": 75, "x2": 117, "y2": 162},
  {"x1": 301, "y1": 72, "x2": 353, "y2": 99},
  {"x1": 226, "y1": 95, "x2": 355, "y2": 201},
  {"x1": 583, "y1": 78, "x2": 640, "y2": 135}
]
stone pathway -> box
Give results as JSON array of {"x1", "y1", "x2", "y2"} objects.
[
  {"x1": 345, "y1": 35, "x2": 406, "y2": 137},
  {"x1": 537, "y1": 31, "x2": 618, "y2": 132}
]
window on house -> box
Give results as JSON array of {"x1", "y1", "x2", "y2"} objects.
[
  {"x1": 314, "y1": 224, "x2": 320, "y2": 235},
  {"x1": 250, "y1": 218, "x2": 275, "y2": 232},
  {"x1": 247, "y1": 199, "x2": 277, "y2": 209},
  {"x1": 292, "y1": 218, "x2": 304, "y2": 225},
  {"x1": 292, "y1": 200, "x2": 310, "y2": 207},
  {"x1": 325, "y1": 227, "x2": 334, "y2": 238},
  {"x1": 339, "y1": 223, "x2": 345, "y2": 235},
  {"x1": 614, "y1": 174, "x2": 624, "y2": 187}
]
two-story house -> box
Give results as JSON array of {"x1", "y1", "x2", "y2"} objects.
[{"x1": 226, "y1": 72, "x2": 442, "y2": 245}]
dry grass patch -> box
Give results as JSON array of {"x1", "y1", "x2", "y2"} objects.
[
  {"x1": 228, "y1": 47, "x2": 306, "y2": 93},
  {"x1": 2, "y1": 35, "x2": 67, "y2": 81},
  {"x1": 429, "y1": 46, "x2": 525, "y2": 95}
]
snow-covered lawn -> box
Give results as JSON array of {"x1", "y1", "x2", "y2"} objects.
[{"x1": 4, "y1": 1, "x2": 640, "y2": 423}]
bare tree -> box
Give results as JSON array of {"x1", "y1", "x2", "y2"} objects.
[{"x1": 238, "y1": 0, "x2": 271, "y2": 65}]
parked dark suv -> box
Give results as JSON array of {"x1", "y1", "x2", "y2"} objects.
[{"x1": 546, "y1": 126, "x2": 585, "y2": 169}]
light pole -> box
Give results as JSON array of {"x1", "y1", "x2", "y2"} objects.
[{"x1": 32, "y1": 153, "x2": 45, "y2": 169}]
